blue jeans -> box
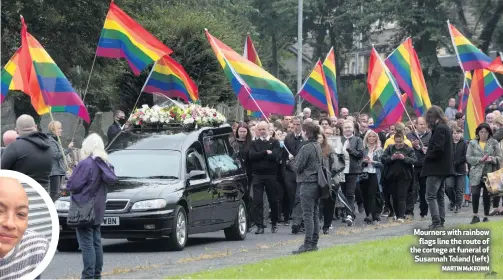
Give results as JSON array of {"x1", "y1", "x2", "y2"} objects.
[{"x1": 76, "y1": 225, "x2": 103, "y2": 279}]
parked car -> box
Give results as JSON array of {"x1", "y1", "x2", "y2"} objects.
[{"x1": 55, "y1": 124, "x2": 249, "y2": 251}]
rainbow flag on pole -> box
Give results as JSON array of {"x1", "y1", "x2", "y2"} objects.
[
  {"x1": 479, "y1": 69, "x2": 503, "y2": 107},
  {"x1": 97, "y1": 1, "x2": 173, "y2": 75},
  {"x1": 243, "y1": 34, "x2": 266, "y2": 118},
  {"x1": 385, "y1": 38, "x2": 431, "y2": 117},
  {"x1": 322, "y1": 47, "x2": 339, "y2": 116},
  {"x1": 1, "y1": 48, "x2": 23, "y2": 103},
  {"x1": 464, "y1": 69, "x2": 485, "y2": 140},
  {"x1": 368, "y1": 47, "x2": 405, "y2": 131},
  {"x1": 206, "y1": 29, "x2": 294, "y2": 116},
  {"x1": 16, "y1": 17, "x2": 90, "y2": 122},
  {"x1": 458, "y1": 71, "x2": 472, "y2": 112},
  {"x1": 448, "y1": 22, "x2": 492, "y2": 71},
  {"x1": 143, "y1": 55, "x2": 198, "y2": 103},
  {"x1": 298, "y1": 60, "x2": 335, "y2": 116},
  {"x1": 488, "y1": 53, "x2": 503, "y2": 74}
]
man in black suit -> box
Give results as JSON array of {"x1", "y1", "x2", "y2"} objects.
[{"x1": 249, "y1": 121, "x2": 282, "y2": 234}]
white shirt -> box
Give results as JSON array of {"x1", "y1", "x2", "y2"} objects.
[{"x1": 363, "y1": 149, "x2": 377, "y2": 174}]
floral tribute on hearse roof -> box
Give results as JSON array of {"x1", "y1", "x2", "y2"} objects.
[{"x1": 129, "y1": 104, "x2": 227, "y2": 130}]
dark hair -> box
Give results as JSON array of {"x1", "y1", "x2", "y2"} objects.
[
  {"x1": 302, "y1": 122, "x2": 320, "y2": 140},
  {"x1": 320, "y1": 118, "x2": 331, "y2": 126},
  {"x1": 424, "y1": 105, "x2": 448, "y2": 128},
  {"x1": 235, "y1": 123, "x2": 252, "y2": 144},
  {"x1": 334, "y1": 124, "x2": 343, "y2": 136},
  {"x1": 455, "y1": 112, "x2": 464, "y2": 120},
  {"x1": 475, "y1": 122, "x2": 493, "y2": 140}
]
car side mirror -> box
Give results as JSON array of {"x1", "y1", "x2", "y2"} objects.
[{"x1": 187, "y1": 170, "x2": 206, "y2": 180}]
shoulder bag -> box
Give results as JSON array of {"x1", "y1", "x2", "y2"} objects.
[{"x1": 313, "y1": 143, "x2": 331, "y2": 199}]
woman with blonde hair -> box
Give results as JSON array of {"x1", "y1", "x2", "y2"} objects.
[
  {"x1": 47, "y1": 120, "x2": 74, "y2": 201},
  {"x1": 360, "y1": 130, "x2": 383, "y2": 224},
  {"x1": 67, "y1": 133, "x2": 117, "y2": 279}
]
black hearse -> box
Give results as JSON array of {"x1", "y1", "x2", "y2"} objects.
[{"x1": 56, "y1": 124, "x2": 248, "y2": 251}]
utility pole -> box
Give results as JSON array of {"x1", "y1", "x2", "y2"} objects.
[{"x1": 296, "y1": 0, "x2": 303, "y2": 114}]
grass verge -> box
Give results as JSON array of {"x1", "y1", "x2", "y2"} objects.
[{"x1": 173, "y1": 220, "x2": 503, "y2": 279}]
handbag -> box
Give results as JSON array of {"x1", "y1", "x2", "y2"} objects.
[
  {"x1": 67, "y1": 196, "x2": 97, "y2": 228},
  {"x1": 313, "y1": 143, "x2": 331, "y2": 199},
  {"x1": 484, "y1": 168, "x2": 503, "y2": 194}
]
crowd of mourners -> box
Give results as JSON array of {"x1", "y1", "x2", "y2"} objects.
[{"x1": 229, "y1": 101, "x2": 503, "y2": 254}]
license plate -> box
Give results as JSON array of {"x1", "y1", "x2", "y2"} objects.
[{"x1": 102, "y1": 217, "x2": 119, "y2": 226}]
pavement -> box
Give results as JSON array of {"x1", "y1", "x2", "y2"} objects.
[{"x1": 42, "y1": 207, "x2": 502, "y2": 279}]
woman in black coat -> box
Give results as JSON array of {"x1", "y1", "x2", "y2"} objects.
[{"x1": 232, "y1": 123, "x2": 253, "y2": 228}]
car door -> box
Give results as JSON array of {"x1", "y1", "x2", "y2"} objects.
[
  {"x1": 203, "y1": 135, "x2": 243, "y2": 225},
  {"x1": 185, "y1": 145, "x2": 213, "y2": 229}
]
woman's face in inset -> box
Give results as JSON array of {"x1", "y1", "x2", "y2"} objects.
[{"x1": 0, "y1": 178, "x2": 29, "y2": 258}]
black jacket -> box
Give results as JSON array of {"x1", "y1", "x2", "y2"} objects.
[
  {"x1": 421, "y1": 122, "x2": 455, "y2": 177},
  {"x1": 1, "y1": 132, "x2": 53, "y2": 189},
  {"x1": 249, "y1": 137, "x2": 281, "y2": 176},
  {"x1": 381, "y1": 144, "x2": 417, "y2": 181},
  {"x1": 283, "y1": 132, "x2": 305, "y2": 171},
  {"x1": 235, "y1": 140, "x2": 252, "y2": 180},
  {"x1": 107, "y1": 122, "x2": 121, "y2": 143},
  {"x1": 452, "y1": 139, "x2": 467, "y2": 175},
  {"x1": 408, "y1": 131, "x2": 432, "y2": 169},
  {"x1": 342, "y1": 136, "x2": 364, "y2": 174}
]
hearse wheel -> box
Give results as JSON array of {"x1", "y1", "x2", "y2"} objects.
[
  {"x1": 57, "y1": 239, "x2": 79, "y2": 252},
  {"x1": 224, "y1": 200, "x2": 247, "y2": 241},
  {"x1": 168, "y1": 205, "x2": 188, "y2": 251}
]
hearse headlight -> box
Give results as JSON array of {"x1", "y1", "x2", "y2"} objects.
[
  {"x1": 131, "y1": 199, "x2": 167, "y2": 211},
  {"x1": 55, "y1": 200, "x2": 70, "y2": 211}
]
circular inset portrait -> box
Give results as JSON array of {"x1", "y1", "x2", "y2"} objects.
[{"x1": 0, "y1": 170, "x2": 59, "y2": 280}]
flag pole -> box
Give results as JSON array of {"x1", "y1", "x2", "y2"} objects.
[
  {"x1": 70, "y1": 4, "x2": 111, "y2": 142},
  {"x1": 49, "y1": 109, "x2": 70, "y2": 172},
  {"x1": 374, "y1": 46, "x2": 425, "y2": 147}
]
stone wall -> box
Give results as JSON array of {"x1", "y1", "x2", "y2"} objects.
[
  {"x1": 40, "y1": 113, "x2": 86, "y2": 147},
  {"x1": 88, "y1": 111, "x2": 114, "y2": 142}
]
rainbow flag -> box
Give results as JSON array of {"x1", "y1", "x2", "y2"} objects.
[
  {"x1": 488, "y1": 54, "x2": 503, "y2": 74},
  {"x1": 464, "y1": 69, "x2": 485, "y2": 140},
  {"x1": 396, "y1": 93, "x2": 408, "y2": 123},
  {"x1": 243, "y1": 34, "x2": 263, "y2": 68},
  {"x1": 458, "y1": 71, "x2": 472, "y2": 112},
  {"x1": 143, "y1": 55, "x2": 198, "y2": 103},
  {"x1": 205, "y1": 30, "x2": 294, "y2": 116},
  {"x1": 1, "y1": 48, "x2": 23, "y2": 103},
  {"x1": 368, "y1": 48, "x2": 405, "y2": 131},
  {"x1": 96, "y1": 1, "x2": 173, "y2": 76},
  {"x1": 298, "y1": 60, "x2": 334, "y2": 116},
  {"x1": 322, "y1": 47, "x2": 339, "y2": 116},
  {"x1": 385, "y1": 38, "x2": 431, "y2": 117},
  {"x1": 243, "y1": 34, "x2": 265, "y2": 118},
  {"x1": 477, "y1": 69, "x2": 503, "y2": 107},
  {"x1": 448, "y1": 22, "x2": 492, "y2": 71},
  {"x1": 18, "y1": 17, "x2": 90, "y2": 122}
]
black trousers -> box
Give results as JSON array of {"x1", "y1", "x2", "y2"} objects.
[
  {"x1": 342, "y1": 174, "x2": 358, "y2": 214},
  {"x1": 387, "y1": 179, "x2": 410, "y2": 219},
  {"x1": 416, "y1": 172, "x2": 428, "y2": 217},
  {"x1": 285, "y1": 170, "x2": 300, "y2": 223},
  {"x1": 280, "y1": 170, "x2": 296, "y2": 221},
  {"x1": 492, "y1": 195, "x2": 503, "y2": 208},
  {"x1": 472, "y1": 183, "x2": 491, "y2": 216},
  {"x1": 359, "y1": 173, "x2": 378, "y2": 217},
  {"x1": 251, "y1": 175, "x2": 279, "y2": 227},
  {"x1": 49, "y1": 175, "x2": 63, "y2": 201},
  {"x1": 355, "y1": 182, "x2": 363, "y2": 206},
  {"x1": 405, "y1": 172, "x2": 417, "y2": 216},
  {"x1": 321, "y1": 197, "x2": 335, "y2": 229}
]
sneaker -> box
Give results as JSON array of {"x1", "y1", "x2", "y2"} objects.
[
  {"x1": 345, "y1": 215, "x2": 353, "y2": 227},
  {"x1": 470, "y1": 215, "x2": 480, "y2": 224},
  {"x1": 382, "y1": 209, "x2": 390, "y2": 217},
  {"x1": 358, "y1": 203, "x2": 365, "y2": 213},
  {"x1": 396, "y1": 218, "x2": 404, "y2": 223},
  {"x1": 449, "y1": 203, "x2": 454, "y2": 211},
  {"x1": 483, "y1": 217, "x2": 489, "y2": 222},
  {"x1": 284, "y1": 221, "x2": 291, "y2": 226}
]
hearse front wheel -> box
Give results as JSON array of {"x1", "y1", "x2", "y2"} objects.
[
  {"x1": 224, "y1": 200, "x2": 247, "y2": 241},
  {"x1": 168, "y1": 205, "x2": 188, "y2": 251}
]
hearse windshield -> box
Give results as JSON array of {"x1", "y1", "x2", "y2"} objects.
[{"x1": 109, "y1": 149, "x2": 181, "y2": 179}]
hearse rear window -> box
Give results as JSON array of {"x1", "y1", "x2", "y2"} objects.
[{"x1": 109, "y1": 150, "x2": 181, "y2": 179}]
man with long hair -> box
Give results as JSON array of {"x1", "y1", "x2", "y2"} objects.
[{"x1": 421, "y1": 106, "x2": 455, "y2": 229}]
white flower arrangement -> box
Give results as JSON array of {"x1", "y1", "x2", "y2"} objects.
[{"x1": 130, "y1": 104, "x2": 226, "y2": 129}]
